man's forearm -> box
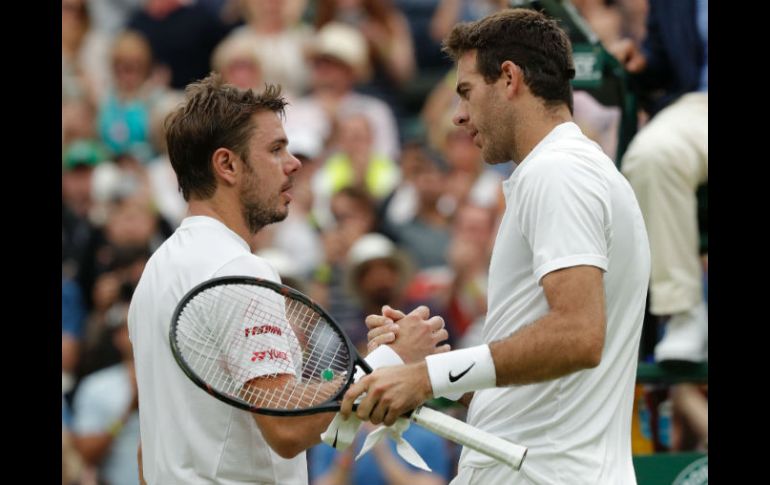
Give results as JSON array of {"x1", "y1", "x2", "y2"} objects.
[
  {"x1": 252, "y1": 412, "x2": 335, "y2": 459},
  {"x1": 490, "y1": 310, "x2": 604, "y2": 386}
]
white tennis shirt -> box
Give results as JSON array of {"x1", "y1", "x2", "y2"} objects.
[
  {"x1": 461, "y1": 122, "x2": 650, "y2": 484},
  {"x1": 128, "y1": 216, "x2": 308, "y2": 484}
]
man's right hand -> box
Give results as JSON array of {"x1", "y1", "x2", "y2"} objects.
[{"x1": 365, "y1": 305, "x2": 450, "y2": 362}]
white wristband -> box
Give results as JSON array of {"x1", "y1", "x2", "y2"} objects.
[
  {"x1": 355, "y1": 345, "x2": 404, "y2": 381},
  {"x1": 425, "y1": 345, "x2": 496, "y2": 398}
]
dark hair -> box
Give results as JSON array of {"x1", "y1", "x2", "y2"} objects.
[
  {"x1": 442, "y1": 9, "x2": 575, "y2": 112},
  {"x1": 333, "y1": 186, "x2": 377, "y2": 215},
  {"x1": 164, "y1": 72, "x2": 288, "y2": 201}
]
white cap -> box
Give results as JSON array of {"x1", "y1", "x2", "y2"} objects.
[
  {"x1": 310, "y1": 22, "x2": 371, "y2": 81},
  {"x1": 287, "y1": 129, "x2": 323, "y2": 160},
  {"x1": 348, "y1": 233, "x2": 398, "y2": 267},
  {"x1": 345, "y1": 233, "x2": 413, "y2": 298}
]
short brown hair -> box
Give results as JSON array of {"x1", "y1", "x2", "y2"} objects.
[
  {"x1": 165, "y1": 72, "x2": 288, "y2": 201},
  {"x1": 442, "y1": 8, "x2": 575, "y2": 112}
]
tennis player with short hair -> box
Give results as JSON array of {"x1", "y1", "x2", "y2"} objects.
[
  {"x1": 342, "y1": 9, "x2": 651, "y2": 485},
  {"x1": 128, "y1": 73, "x2": 446, "y2": 484}
]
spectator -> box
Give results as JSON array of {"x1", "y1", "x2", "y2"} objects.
[
  {"x1": 127, "y1": 0, "x2": 234, "y2": 89},
  {"x1": 429, "y1": 0, "x2": 507, "y2": 43},
  {"x1": 444, "y1": 202, "x2": 497, "y2": 346},
  {"x1": 72, "y1": 302, "x2": 140, "y2": 485},
  {"x1": 97, "y1": 30, "x2": 166, "y2": 163},
  {"x1": 344, "y1": 232, "x2": 431, "y2": 349},
  {"x1": 86, "y1": 0, "x2": 145, "y2": 38},
  {"x1": 218, "y1": 0, "x2": 313, "y2": 96},
  {"x1": 63, "y1": 0, "x2": 108, "y2": 104},
  {"x1": 610, "y1": 0, "x2": 708, "y2": 364},
  {"x1": 211, "y1": 33, "x2": 264, "y2": 90},
  {"x1": 312, "y1": 112, "x2": 401, "y2": 229},
  {"x1": 387, "y1": 145, "x2": 451, "y2": 270},
  {"x1": 314, "y1": 0, "x2": 417, "y2": 120},
  {"x1": 63, "y1": 278, "x2": 87, "y2": 396},
  {"x1": 62, "y1": 140, "x2": 109, "y2": 283},
  {"x1": 310, "y1": 187, "x2": 378, "y2": 346},
  {"x1": 145, "y1": 90, "x2": 189, "y2": 228},
  {"x1": 285, "y1": 21, "x2": 401, "y2": 162}
]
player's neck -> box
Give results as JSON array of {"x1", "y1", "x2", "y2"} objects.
[
  {"x1": 512, "y1": 104, "x2": 572, "y2": 165},
  {"x1": 188, "y1": 198, "x2": 257, "y2": 252}
]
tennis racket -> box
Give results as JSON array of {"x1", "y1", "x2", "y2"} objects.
[{"x1": 169, "y1": 276, "x2": 527, "y2": 470}]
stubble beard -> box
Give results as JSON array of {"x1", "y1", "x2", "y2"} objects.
[
  {"x1": 481, "y1": 138, "x2": 508, "y2": 165},
  {"x1": 242, "y1": 198, "x2": 288, "y2": 234},
  {"x1": 479, "y1": 120, "x2": 512, "y2": 165},
  {"x1": 240, "y1": 179, "x2": 288, "y2": 234},
  {"x1": 478, "y1": 92, "x2": 513, "y2": 165}
]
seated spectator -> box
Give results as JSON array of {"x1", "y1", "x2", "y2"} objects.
[
  {"x1": 386, "y1": 145, "x2": 451, "y2": 270},
  {"x1": 62, "y1": 139, "x2": 110, "y2": 283},
  {"x1": 219, "y1": 0, "x2": 313, "y2": 96},
  {"x1": 310, "y1": 187, "x2": 378, "y2": 346},
  {"x1": 285, "y1": 21, "x2": 400, "y2": 162},
  {"x1": 63, "y1": 277, "x2": 87, "y2": 395},
  {"x1": 96, "y1": 30, "x2": 166, "y2": 163},
  {"x1": 343, "y1": 232, "x2": 430, "y2": 350},
  {"x1": 72, "y1": 302, "x2": 140, "y2": 485},
  {"x1": 145, "y1": 91, "x2": 188, "y2": 228},
  {"x1": 211, "y1": 34, "x2": 264, "y2": 91},
  {"x1": 444, "y1": 202, "x2": 498, "y2": 346},
  {"x1": 312, "y1": 112, "x2": 401, "y2": 229},
  {"x1": 127, "y1": 0, "x2": 234, "y2": 90},
  {"x1": 314, "y1": 0, "x2": 417, "y2": 120}
]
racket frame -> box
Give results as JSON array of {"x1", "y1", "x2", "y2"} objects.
[{"x1": 169, "y1": 275, "x2": 373, "y2": 416}]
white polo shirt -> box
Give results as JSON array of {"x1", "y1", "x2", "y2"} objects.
[
  {"x1": 128, "y1": 216, "x2": 308, "y2": 485},
  {"x1": 460, "y1": 122, "x2": 650, "y2": 484}
]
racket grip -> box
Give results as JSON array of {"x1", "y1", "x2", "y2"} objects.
[{"x1": 410, "y1": 406, "x2": 528, "y2": 471}]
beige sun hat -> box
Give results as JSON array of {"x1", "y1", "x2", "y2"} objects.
[
  {"x1": 309, "y1": 21, "x2": 372, "y2": 81},
  {"x1": 344, "y1": 233, "x2": 413, "y2": 301}
]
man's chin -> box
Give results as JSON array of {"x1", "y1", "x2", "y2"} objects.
[
  {"x1": 481, "y1": 149, "x2": 508, "y2": 165},
  {"x1": 273, "y1": 209, "x2": 289, "y2": 224}
]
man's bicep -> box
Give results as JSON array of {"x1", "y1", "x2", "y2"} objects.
[
  {"x1": 542, "y1": 265, "x2": 605, "y2": 320},
  {"x1": 542, "y1": 265, "x2": 606, "y2": 360}
]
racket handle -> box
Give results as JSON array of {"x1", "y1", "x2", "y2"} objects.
[{"x1": 410, "y1": 406, "x2": 528, "y2": 471}]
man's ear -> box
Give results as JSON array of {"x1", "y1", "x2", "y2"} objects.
[
  {"x1": 212, "y1": 148, "x2": 238, "y2": 186},
  {"x1": 500, "y1": 60, "x2": 523, "y2": 99}
]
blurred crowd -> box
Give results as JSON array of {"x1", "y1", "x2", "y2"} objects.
[{"x1": 61, "y1": 1, "x2": 707, "y2": 484}]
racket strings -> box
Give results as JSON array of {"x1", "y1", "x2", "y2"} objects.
[
  {"x1": 174, "y1": 282, "x2": 351, "y2": 411},
  {"x1": 283, "y1": 301, "x2": 346, "y2": 407},
  {"x1": 265, "y1": 297, "x2": 349, "y2": 409}
]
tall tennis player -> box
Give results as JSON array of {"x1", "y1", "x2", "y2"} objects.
[{"x1": 342, "y1": 9, "x2": 651, "y2": 485}]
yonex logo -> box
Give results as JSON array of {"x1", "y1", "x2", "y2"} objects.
[{"x1": 251, "y1": 349, "x2": 289, "y2": 362}]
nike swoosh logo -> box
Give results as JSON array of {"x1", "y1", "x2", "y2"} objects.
[{"x1": 448, "y1": 362, "x2": 476, "y2": 382}]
